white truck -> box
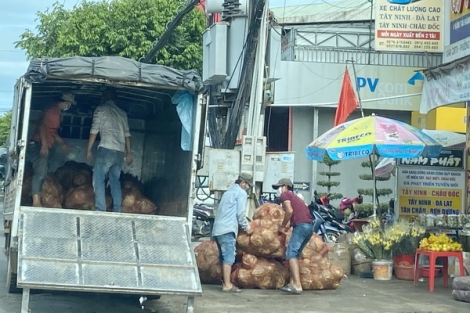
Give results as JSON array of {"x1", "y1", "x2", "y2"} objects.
[{"x1": 2, "y1": 56, "x2": 206, "y2": 313}]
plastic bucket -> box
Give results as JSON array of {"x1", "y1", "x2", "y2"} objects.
[{"x1": 372, "y1": 260, "x2": 393, "y2": 281}]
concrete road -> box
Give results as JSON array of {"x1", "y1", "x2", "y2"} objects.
[{"x1": 1, "y1": 200, "x2": 470, "y2": 312}]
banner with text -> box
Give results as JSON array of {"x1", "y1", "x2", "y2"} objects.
[
  {"x1": 375, "y1": 0, "x2": 444, "y2": 52},
  {"x1": 419, "y1": 55, "x2": 470, "y2": 114},
  {"x1": 399, "y1": 149, "x2": 464, "y2": 169},
  {"x1": 444, "y1": 1, "x2": 470, "y2": 64},
  {"x1": 397, "y1": 167, "x2": 465, "y2": 217}
]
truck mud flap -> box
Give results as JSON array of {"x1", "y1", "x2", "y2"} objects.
[{"x1": 16, "y1": 207, "x2": 202, "y2": 296}]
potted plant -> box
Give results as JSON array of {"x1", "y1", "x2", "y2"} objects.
[
  {"x1": 388, "y1": 220, "x2": 426, "y2": 265},
  {"x1": 353, "y1": 219, "x2": 393, "y2": 280},
  {"x1": 384, "y1": 220, "x2": 426, "y2": 280}
]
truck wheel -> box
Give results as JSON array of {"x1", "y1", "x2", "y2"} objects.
[
  {"x1": 7, "y1": 272, "x2": 21, "y2": 294},
  {"x1": 6, "y1": 250, "x2": 21, "y2": 294}
]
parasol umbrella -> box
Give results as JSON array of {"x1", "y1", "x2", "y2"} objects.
[
  {"x1": 373, "y1": 129, "x2": 465, "y2": 179},
  {"x1": 305, "y1": 114, "x2": 442, "y2": 215}
]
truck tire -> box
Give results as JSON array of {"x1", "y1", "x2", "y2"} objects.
[
  {"x1": 6, "y1": 249, "x2": 21, "y2": 294},
  {"x1": 7, "y1": 272, "x2": 21, "y2": 294}
]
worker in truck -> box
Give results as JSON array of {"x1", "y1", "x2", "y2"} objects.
[
  {"x1": 27, "y1": 92, "x2": 75, "y2": 207},
  {"x1": 87, "y1": 88, "x2": 133, "y2": 212},
  {"x1": 212, "y1": 172, "x2": 253, "y2": 293},
  {"x1": 273, "y1": 178, "x2": 313, "y2": 295}
]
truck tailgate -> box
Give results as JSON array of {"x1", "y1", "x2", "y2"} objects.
[{"x1": 17, "y1": 207, "x2": 202, "y2": 296}]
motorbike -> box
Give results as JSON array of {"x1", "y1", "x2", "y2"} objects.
[
  {"x1": 316, "y1": 204, "x2": 354, "y2": 233},
  {"x1": 308, "y1": 202, "x2": 342, "y2": 243},
  {"x1": 191, "y1": 203, "x2": 214, "y2": 240},
  {"x1": 313, "y1": 191, "x2": 362, "y2": 232}
]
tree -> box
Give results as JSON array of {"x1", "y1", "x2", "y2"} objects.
[
  {"x1": 15, "y1": 0, "x2": 206, "y2": 72},
  {"x1": 0, "y1": 111, "x2": 12, "y2": 147},
  {"x1": 317, "y1": 154, "x2": 342, "y2": 200},
  {"x1": 357, "y1": 157, "x2": 392, "y2": 217}
]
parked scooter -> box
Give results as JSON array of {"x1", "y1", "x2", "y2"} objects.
[
  {"x1": 192, "y1": 203, "x2": 214, "y2": 240},
  {"x1": 308, "y1": 202, "x2": 342, "y2": 243},
  {"x1": 316, "y1": 205, "x2": 354, "y2": 233},
  {"x1": 313, "y1": 191, "x2": 362, "y2": 232}
]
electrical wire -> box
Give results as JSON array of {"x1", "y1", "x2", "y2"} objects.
[
  {"x1": 142, "y1": 0, "x2": 201, "y2": 63},
  {"x1": 282, "y1": 0, "x2": 369, "y2": 21},
  {"x1": 206, "y1": 1, "x2": 250, "y2": 149},
  {"x1": 222, "y1": 0, "x2": 267, "y2": 149}
]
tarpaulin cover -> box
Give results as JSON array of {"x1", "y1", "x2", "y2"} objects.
[{"x1": 23, "y1": 56, "x2": 203, "y2": 93}]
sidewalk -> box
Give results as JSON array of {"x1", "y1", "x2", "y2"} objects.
[{"x1": 145, "y1": 275, "x2": 470, "y2": 313}]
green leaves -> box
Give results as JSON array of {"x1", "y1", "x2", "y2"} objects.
[
  {"x1": 317, "y1": 154, "x2": 341, "y2": 194},
  {"x1": 0, "y1": 111, "x2": 12, "y2": 146},
  {"x1": 15, "y1": 0, "x2": 206, "y2": 72}
]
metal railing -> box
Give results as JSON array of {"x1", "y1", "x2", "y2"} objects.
[{"x1": 293, "y1": 46, "x2": 443, "y2": 68}]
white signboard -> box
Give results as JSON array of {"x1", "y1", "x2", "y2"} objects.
[
  {"x1": 397, "y1": 167, "x2": 465, "y2": 217},
  {"x1": 375, "y1": 0, "x2": 444, "y2": 52}
]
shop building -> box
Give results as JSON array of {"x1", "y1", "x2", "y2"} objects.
[{"x1": 266, "y1": 0, "x2": 443, "y2": 204}]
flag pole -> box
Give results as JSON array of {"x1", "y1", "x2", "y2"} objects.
[
  {"x1": 348, "y1": 59, "x2": 378, "y2": 218},
  {"x1": 350, "y1": 60, "x2": 365, "y2": 118}
]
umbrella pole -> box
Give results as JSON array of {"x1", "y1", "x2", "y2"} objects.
[
  {"x1": 372, "y1": 152, "x2": 377, "y2": 217},
  {"x1": 351, "y1": 60, "x2": 377, "y2": 218}
]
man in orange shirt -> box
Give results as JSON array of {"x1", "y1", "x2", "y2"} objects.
[{"x1": 27, "y1": 92, "x2": 75, "y2": 207}]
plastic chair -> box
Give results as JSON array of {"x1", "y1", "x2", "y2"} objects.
[{"x1": 414, "y1": 249, "x2": 465, "y2": 292}]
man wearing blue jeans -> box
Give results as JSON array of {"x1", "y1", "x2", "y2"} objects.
[
  {"x1": 273, "y1": 178, "x2": 313, "y2": 295},
  {"x1": 212, "y1": 173, "x2": 253, "y2": 293},
  {"x1": 87, "y1": 89, "x2": 133, "y2": 212}
]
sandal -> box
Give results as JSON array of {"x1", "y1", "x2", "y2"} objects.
[
  {"x1": 280, "y1": 284, "x2": 302, "y2": 295},
  {"x1": 221, "y1": 285, "x2": 242, "y2": 293}
]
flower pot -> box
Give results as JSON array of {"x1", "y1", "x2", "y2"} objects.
[
  {"x1": 393, "y1": 254, "x2": 414, "y2": 267},
  {"x1": 394, "y1": 265, "x2": 414, "y2": 281},
  {"x1": 372, "y1": 259, "x2": 393, "y2": 281}
]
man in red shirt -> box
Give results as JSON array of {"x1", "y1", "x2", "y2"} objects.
[
  {"x1": 273, "y1": 178, "x2": 313, "y2": 295},
  {"x1": 27, "y1": 92, "x2": 75, "y2": 207}
]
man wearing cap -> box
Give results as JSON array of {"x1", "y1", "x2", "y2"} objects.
[
  {"x1": 272, "y1": 178, "x2": 313, "y2": 295},
  {"x1": 211, "y1": 172, "x2": 253, "y2": 293},
  {"x1": 87, "y1": 88, "x2": 133, "y2": 212},
  {"x1": 27, "y1": 92, "x2": 75, "y2": 207}
]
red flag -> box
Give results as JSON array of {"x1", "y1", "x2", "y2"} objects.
[{"x1": 334, "y1": 67, "x2": 359, "y2": 126}]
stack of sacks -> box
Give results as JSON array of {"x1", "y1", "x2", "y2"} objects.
[
  {"x1": 452, "y1": 276, "x2": 470, "y2": 303},
  {"x1": 237, "y1": 219, "x2": 287, "y2": 258},
  {"x1": 231, "y1": 253, "x2": 289, "y2": 289},
  {"x1": 20, "y1": 161, "x2": 157, "y2": 214},
  {"x1": 120, "y1": 173, "x2": 157, "y2": 214},
  {"x1": 194, "y1": 240, "x2": 222, "y2": 283},
  {"x1": 297, "y1": 234, "x2": 344, "y2": 290},
  {"x1": 40, "y1": 174, "x2": 63, "y2": 208},
  {"x1": 195, "y1": 202, "x2": 345, "y2": 290}
]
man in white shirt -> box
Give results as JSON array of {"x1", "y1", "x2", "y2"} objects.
[{"x1": 87, "y1": 88, "x2": 133, "y2": 212}]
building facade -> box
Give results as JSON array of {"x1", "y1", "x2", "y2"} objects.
[{"x1": 266, "y1": 1, "x2": 443, "y2": 204}]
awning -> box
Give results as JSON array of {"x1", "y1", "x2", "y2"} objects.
[{"x1": 419, "y1": 55, "x2": 470, "y2": 114}]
